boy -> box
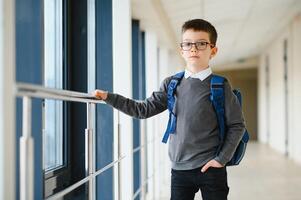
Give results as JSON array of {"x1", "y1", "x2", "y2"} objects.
[{"x1": 94, "y1": 19, "x2": 245, "y2": 200}]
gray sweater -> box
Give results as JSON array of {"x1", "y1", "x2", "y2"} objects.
[{"x1": 104, "y1": 74, "x2": 246, "y2": 170}]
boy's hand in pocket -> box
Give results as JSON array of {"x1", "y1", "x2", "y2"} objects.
[{"x1": 201, "y1": 159, "x2": 223, "y2": 173}]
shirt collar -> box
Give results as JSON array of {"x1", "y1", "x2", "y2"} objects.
[{"x1": 184, "y1": 67, "x2": 212, "y2": 81}]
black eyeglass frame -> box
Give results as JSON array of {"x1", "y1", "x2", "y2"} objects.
[{"x1": 180, "y1": 41, "x2": 215, "y2": 51}]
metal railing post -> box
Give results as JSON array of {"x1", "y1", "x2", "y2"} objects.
[
  {"x1": 85, "y1": 102, "x2": 95, "y2": 200},
  {"x1": 20, "y1": 96, "x2": 34, "y2": 200},
  {"x1": 117, "y1": 112, "x2": 121, "y2": 200},
  {"x1": 140, "y1": 120, "x2": 146, "y2": 200},
  {"x1": 16, "y1": 83, "x2": 131, "y2": 200}
]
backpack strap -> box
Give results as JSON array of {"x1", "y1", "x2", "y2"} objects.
[
  {"x1": 233, "y1": 89, "x2": 250, "y2": 144},
  {"x1": 210, "y1": 75, "x2": 226, "y2": 151},
  {"x1": 162, "y1": 71, "x2": 185, "y2": 143}
]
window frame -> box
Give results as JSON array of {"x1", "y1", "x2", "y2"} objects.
[{"x1": 42, "y1": 0, "x2": 70, "y2": 197}]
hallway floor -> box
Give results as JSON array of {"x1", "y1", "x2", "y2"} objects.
[{"x1": 160, "y1": 142, "x2": 301, "y2": 200}]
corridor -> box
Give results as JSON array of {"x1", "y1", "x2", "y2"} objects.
[{"x1": 2, "y1": 0, "x2": 301, "y2": 199}]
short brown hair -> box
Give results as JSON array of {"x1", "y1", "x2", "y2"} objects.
[{"x1": 182, "y1": 19, "x2": 217, "y2": 45}]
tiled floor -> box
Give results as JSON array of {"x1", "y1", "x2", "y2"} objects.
[{"x1": 159, "y1": 142, "x2": 301, "y2": 200}]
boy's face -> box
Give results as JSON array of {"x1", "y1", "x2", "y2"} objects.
[{"x1": 180, "y1": 29, "x2": 218, "y2": 72}]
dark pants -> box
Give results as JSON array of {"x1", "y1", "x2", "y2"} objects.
[{"x1": 171, "y1": 166, "x2": 229, "y2": 200}]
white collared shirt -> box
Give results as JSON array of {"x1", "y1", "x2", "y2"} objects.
[{"x1": 184, "y1": 67, "x2": 212, "y2": 81}]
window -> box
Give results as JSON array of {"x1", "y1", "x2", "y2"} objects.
[
  {"x1": 43, "y1": 0, "x2": 89, "y2": 198},
  {"x1": 43, "y1": 0, "x2": 64, "y2": 171}
]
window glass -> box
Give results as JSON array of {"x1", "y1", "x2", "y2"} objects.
[{"x1": 43, "y1": 0, "x2": 64, "y2": 171}]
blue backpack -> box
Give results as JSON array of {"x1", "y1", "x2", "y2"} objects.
[{"x1": 161, "y1": 71, "x2": 249, "y2": 166}]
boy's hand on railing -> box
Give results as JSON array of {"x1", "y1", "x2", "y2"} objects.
[{"x1": 94, "y1": 89, "x2": 108, "y2": 100}]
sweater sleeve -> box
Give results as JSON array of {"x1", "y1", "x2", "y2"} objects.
[
  {"x1": 104, "y1": 77, "x2": 171, "y2": 119},
  {"x1": 214, "y1": 79, "x2": 246, "y2": 166}
]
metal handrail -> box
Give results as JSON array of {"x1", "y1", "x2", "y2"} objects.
[
  {"x1": 16, "y1": 82, "x2": 159, "y2": 200},
  {"x1": 16, "y1": 82, "x2": 105, "y2": 104},
  {"x1": 15, "y1": 82, "x2": 107, "y2": 200},
  {"x1": 46, "y1": 156, "x2": 126, "y2": 200}
]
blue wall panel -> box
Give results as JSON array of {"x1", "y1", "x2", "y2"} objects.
[
  {"x1": 132, "y1": 19, "x2": 146, "y2": 200},
  {"x1": 140, "y1": 31, "x2": 147, "y2": 194},
  {"x1": 132, "y1": 19, "x2": 141, "y2": 200},
  {"x1": 15, "y1": 0, "x2": 43, "y2": 199},
  {"x1": 95, "y1": 0, "x2": 114, "y2": 199}
]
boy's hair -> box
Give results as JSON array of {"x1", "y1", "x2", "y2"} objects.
[{"x1": 182, "y1": 19, "x2": 217, "y2": 46}]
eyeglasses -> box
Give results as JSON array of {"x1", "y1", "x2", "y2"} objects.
[{"x1": 180, "y1": 41, "x2": 214, "y2": 51}]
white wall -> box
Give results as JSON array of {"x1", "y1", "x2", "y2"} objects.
[
  {"x1": 112, "y1": 0, "x2": 133, "y2": 199},
  {"x1": 267, "y1": 31, "x2": 287, "y2": 153},
  {"x1": 0, "y1": 0, "x2": 15, "y2": 199},
  {"x1": 258, "y1": 55, "x2": 268, "y2": 143},
  {"x1": 169, "y1": 50, "x2": 184, "y2": 72},
  {"x1": 144, "y1": 45, "x2": 182, "y2": 199},
  {"x1": 156, "y1": 48, "x2": 167, "y2": 199},
  {"x1": 258, "y1": 12, "x2": 301, "y2": 163},
  {"x1": 290, "y1": 14, "x2": 301, "y2": 163},
  {"x1": 157, "y1": 47, "x2": 172, "y2": 198},
  {"x1": 112, "y1": 2, "x2": 184, "y2": 198},
  {"x1": 0, "y1": 0, "x2": 3, "y2": 197},
  {"x1": 143, "y1": 34, "x2": 183, "y2": 199},
  {"x1": 144, "y1": 31, "x2": 159, "y2": 200}
]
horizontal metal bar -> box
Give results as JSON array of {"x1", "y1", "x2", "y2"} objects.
[
  {"x1": 16, "y1": 82, "x2": 105, "y2": 104},
  {"x1": 133, "y1": 138, "x2": 156, "y2": 154},
  {"x1": 133, "y1": 145, "x2": 144, "y2": 153},
  {"x1": 133, "y1": 186, "x2": 142, "y2": 199},
  {"x1": 133, "y1": 143, "x2": 145, "y2": 153},
  {"x1": 45, "y1": 156, "x2": 125, "y2": 200},
  {"x1": 94, "y1": 155, "x2": 126, "y2": 177},
  {"x1": 132, "y1": 173, "x2": 154, "y2": 200}
]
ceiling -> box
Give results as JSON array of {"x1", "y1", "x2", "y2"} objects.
[{"x1": 132, "y1": 0, "x2": 301, "y2": 70}]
